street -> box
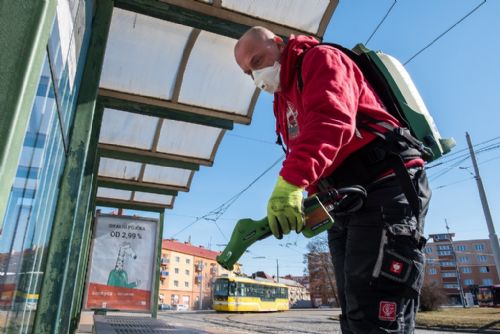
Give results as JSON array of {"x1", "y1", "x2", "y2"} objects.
[{"x1": 157, "y1": 309, "x2": 477, "y2": 334}]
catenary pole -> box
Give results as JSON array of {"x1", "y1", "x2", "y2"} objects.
[{"x1": 466, "y1": 132, "x2": 500, "y2": 281}]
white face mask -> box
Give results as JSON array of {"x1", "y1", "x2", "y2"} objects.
[{"x1": 252, "y1": 61, "x2": 281, "y2": 94}]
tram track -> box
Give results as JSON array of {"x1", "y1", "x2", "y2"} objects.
[{"x1": 161, "y1": 311, "x2": 337, "y2": 333}]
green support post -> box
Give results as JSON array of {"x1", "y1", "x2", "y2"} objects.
[
  {"x1": 0, "y1": 0, "x2": 57, "y2": 226},
  {"x1": 152, "y1": 211, "x2": 165, "y2": 318},
  {"x1": 33, "y1": 1, "x2": 114, "y2": 333},
  {"x1": 66, "y1": 104, "x2": 104, "y2": 333}
]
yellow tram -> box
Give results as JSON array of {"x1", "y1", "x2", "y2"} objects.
[{"x1": 212, "y1": 276, "x2": 289, "y2": 312}]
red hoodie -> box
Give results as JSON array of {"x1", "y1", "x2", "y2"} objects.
[{"x1": 274, "y1": 35, "x2": 422, "y2": 193}]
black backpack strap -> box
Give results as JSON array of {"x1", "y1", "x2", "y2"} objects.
[{"x1": 296, "y1": 43, "x2": 351, "y2": 92}]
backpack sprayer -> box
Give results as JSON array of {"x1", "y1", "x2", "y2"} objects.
[{"x1": 216, "y1": 186, "x2": 367, "y2": 271}]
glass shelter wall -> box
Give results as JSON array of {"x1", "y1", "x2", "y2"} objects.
[{"x1": 0, "y1": 1, "x2": 91, "y2": 332}]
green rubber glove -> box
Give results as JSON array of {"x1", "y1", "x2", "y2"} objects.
[{"x1": 267, "y1": 176, "x2": 305, "y2": 239}]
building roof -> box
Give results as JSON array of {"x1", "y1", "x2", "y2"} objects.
[{"x1": 162, "y1": 239, "x2": 219, "y2": 260}]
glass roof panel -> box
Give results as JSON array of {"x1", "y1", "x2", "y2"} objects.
[
  {"x1": 133, "y1": 192, "x2": 173, "y2": 205},
  {"x1": 222, "y1": 0, "x2": 330, "y2": 34},
  {"x1": 156, "y1": 120, "x2": 223, "y2": 159},
  {"x1": 99, "y1": 108, "x2": 158, "y2": 149},
  {"x1": 142, "y1": 164, "x2": 192, "y2": 186},
  {"x1": 178, "y1": 30, "x2": 256, "y2": 114},
  {"x1": 98, "y1": 157, "x2": 142, "y2": 180},
  {"x1": 96, "y1": 187, "x2": 132, "y2": 201},
  {"x1": 100, "y1": 8, "x2": 192, "y2": 99}
]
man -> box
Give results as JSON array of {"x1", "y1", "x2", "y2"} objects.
[{"x1": 234, "y1": 26, "x2": 431, "y2": 333}]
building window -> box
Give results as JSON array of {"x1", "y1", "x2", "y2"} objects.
[
  {"x1": 464, "y1": 279, "x2": 475, "y2": 285},
  {"x1": 480, "y1": 266, "x2": 490, "y2": 273},
  {"x1": 443, "y1": 284, "x2": 459, "y2": 289},
  {"x1": 477, "y1": 255, "x2": 488, "y2": 262},
  {"x1": 185, "y1": 281, "x2": 189, "y2": 288},
  {"x1": 474, "y1": 244, "x2": 485, "y2": 252},
  {"x1": 424, "y1": 247, "x2": 433, "y2": 254},
  {"x1": 483, "y1": 279, "x2": 493, "y2": 286},
  {"x1": 437, "y1": 245, "x2": 451, "y2": 250},
  {"x1": 174, "y1": 280, "x2": 179, "y2": 287},
  {"x1": 175, "y1": 256, "x2": 180, "y2": 263},
  {"x1": 171, "y1": 294, "x2": 179, "y2": 304},
  {"x1": 186, "y1": 258, "x2": 191, "y2": 264},
  {"x1": 442, "y1": 272, "x2": 457, "y2": 278},
  {"x1": 441, "y1": 261, "x2": 456, "y2": 267},
  {"x1": 455, "y1": 245, "x2": 467, "y2": 252},
  {"x1": 458, "y1": 256, "x2": 469, "y2": 263},
  {"x1": 462, "y1": 267, "x2": 472, "y2": 274},
  {"x1": 438, "y1": 250, "x2": 452, "y2": 256},
  {"x1": 428, "y1": 268, "x2": 437, "y2": 275},
  {"x1": 185, "y1": 269, "x2": 190, "y2": 275},
  {"x1": 174, "y1": 268, "x2": 179, "y2": 274}
]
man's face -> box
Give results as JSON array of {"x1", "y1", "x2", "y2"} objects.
[{"x1": 234, "y1": 35, "x2": 282, "y2": 78}]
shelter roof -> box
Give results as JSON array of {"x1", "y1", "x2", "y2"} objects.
[{"x1": 95, "y1": 0, "x2": 338, "y2": 212}]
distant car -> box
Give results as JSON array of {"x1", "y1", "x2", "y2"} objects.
[
  {"x1": 174, "y1": 304, "x2": 189, "y2": 311},
  {"x1": 159, "y1": 304, "x2": 173, "y2": 310}
]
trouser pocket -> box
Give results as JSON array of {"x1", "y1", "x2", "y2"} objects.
[{"x1": 371, "y1": 228, "x2": 425, "y2": 299}]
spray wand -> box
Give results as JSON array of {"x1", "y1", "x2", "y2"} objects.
[{"x1": 216, "y1": 186, "x2": 367, "y2": 270}]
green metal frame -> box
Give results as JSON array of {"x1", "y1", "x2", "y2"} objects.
[
  {"x1": 152, "y1": 211, "x2": 164, "y2": 318},
  {"x1": 98, "y1": 95, "x2": 234, "y2": 130},
  {"x1": 33, "y1": 1, "x2": 114, "y2": 332},
  {"x1": 97, "y1": 177, "x2": 179, "y2": 196},
  {"x1": 0, "y1": 0, "x2": 57, "y2": 227},
  {"x1": 115, "y1": 0, "x2": 247, "y2": 38},
  {"x1": 95, "y1": 199, "x2": 169, "y2": 212},
  {"x1": 71, "y1": 130, "x2": 103, "y2": 331},
  {"x1": 98, "y1": 145, "x2": 201, "y2": 170},
  {"x1": 114, "y1": 0, "x2": 320, "y2": 40},
  {"x1": 63, "y1": 103, "x2": 104, "y2": 332}
]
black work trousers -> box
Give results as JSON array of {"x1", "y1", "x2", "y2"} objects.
[{"x1": 328, "y1": 168, "x2": 431, "y2": 334}]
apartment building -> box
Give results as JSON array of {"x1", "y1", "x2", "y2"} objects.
[
  {"x1": 159, "y1": 239, "x2": 240, "y2": 309},
  {"x1": 424, "y1": 233, "x2": 499, "y2": 304},
  {"x1": 278, "y1": 276, "x2": 311, "y2": 307}
]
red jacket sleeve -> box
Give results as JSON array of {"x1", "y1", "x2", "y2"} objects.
[{"x1": 280, "y1": 46, "x2": 364, "y2": 188}]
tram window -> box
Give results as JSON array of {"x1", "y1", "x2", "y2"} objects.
[
  {"x1": 229, "y1": 282, "x2": 236, "y2": 296},
  {"x1": 235, "y1": 283, "x2": 246, "y2": 297},
  {"x1": 213, "y1": 279, "x2": 229, "y2": 296}
]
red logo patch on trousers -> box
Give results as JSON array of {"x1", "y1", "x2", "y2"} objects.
[
  {"x1": 390, "y1": 260, "x2": 403, "y2": 275},
  {"x1": 379, "y1": 301, "x2": 397, "y2": 321}
]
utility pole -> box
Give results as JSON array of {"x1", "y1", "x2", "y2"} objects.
[
  {"x1": 276, "y1": 259, "x2": 279, "y2": 283},
  {"x1": 445, "y1": 219, "x2": 465, "y2": 307},
  {"x1": 466, "y1": 132, "x2": 500, "y2": 281}
]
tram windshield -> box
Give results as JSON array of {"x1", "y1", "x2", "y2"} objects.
[{"x1": 213, "y1": 278, "x2": 229, "y2": 297}]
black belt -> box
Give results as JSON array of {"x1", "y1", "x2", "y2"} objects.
[{"x1": 318, "y1": 137, "x2": 422, "y2": 219}]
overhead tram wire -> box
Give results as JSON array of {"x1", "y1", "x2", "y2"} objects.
[
  {"x1": 404, "y1": 0, "x2": 486, "y2": 65},
  {"x1": 427, "y1": 136, "x2": 500, "y2": 165},
  {"x1": 170, "y1": 155, "x2": 285, "y2": 238},
  {"x1": 425, "y1": 136, "x2": 500, "y2": 170},
  {"x1": 428, "y1": 143, "x2": 500, "y2": 181},
  {"x1": 365, "y1": 0, "x2": 398, "y2": 46}
]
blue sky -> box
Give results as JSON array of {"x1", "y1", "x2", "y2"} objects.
[{"x1": 111, "y1": 0, "x2": 500, "y2": 277}]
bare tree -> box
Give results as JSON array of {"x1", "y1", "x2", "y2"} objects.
[
  {"x1": 420, "y1": 280, "x2": 447, "y2": 311},
  {"x1": 303, "y1": 234, "x2": 339, "y2": 306}
]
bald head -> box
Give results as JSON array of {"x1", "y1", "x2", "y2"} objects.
[{"x1": 234, "y1": 26, "x2": 284, "y2": 76}]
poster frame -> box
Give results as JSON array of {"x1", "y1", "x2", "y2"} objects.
[{"x1": 82, "y1": 213, "x2": 160, "y2": 314}]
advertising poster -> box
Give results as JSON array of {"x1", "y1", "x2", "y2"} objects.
[{"x1": 84, "y1": 214, "x2": 158, "y2": 312}]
